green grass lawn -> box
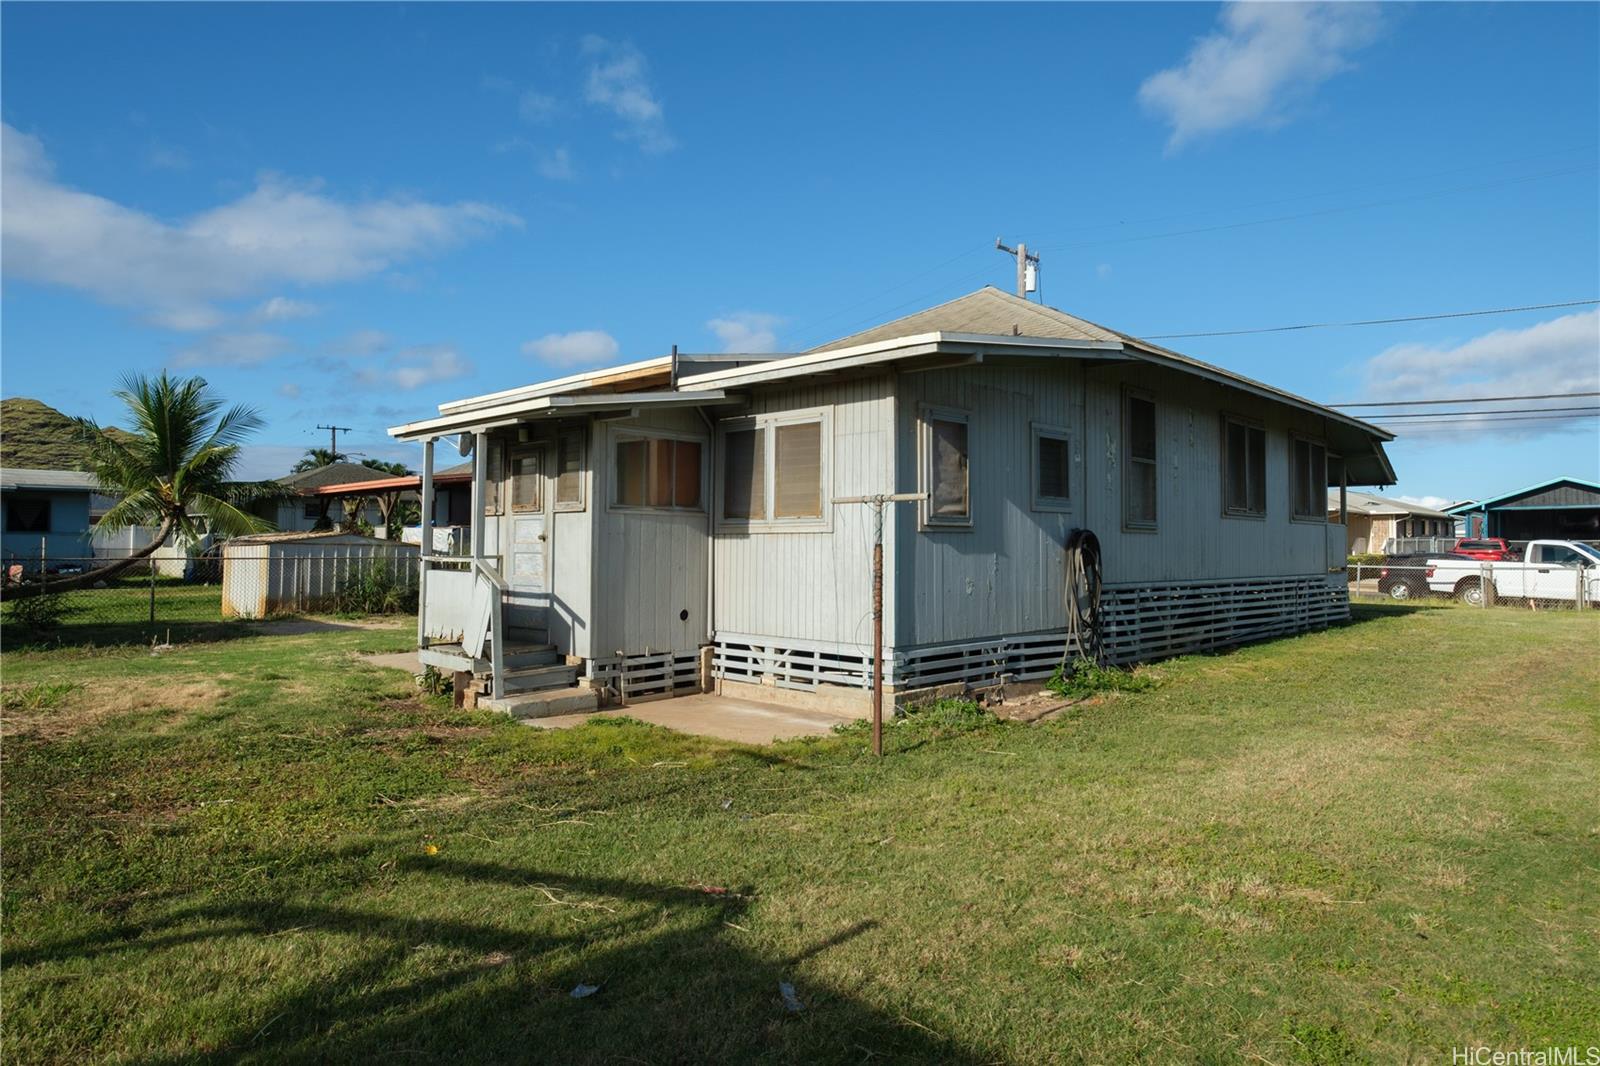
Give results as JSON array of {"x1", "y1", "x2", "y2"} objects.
[
  {"x1": 2, "y1": 606, "x2": 1597, "y2": 1063},
  {"x1": 2, "y1": 580, "x2": 242, "y2": 650}
]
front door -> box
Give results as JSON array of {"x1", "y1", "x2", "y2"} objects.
[{"x1": 506, "y1": 445, "x2": 549, "y2": 639}]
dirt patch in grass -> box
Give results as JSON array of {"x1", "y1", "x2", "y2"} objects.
[{"x1": 1, "y1": 677, "x2": 225, "y2": 740}]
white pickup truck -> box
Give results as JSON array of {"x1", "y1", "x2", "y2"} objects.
[{"x1": 1425, "y1": 540, "x2": 1600, "y2": 606}]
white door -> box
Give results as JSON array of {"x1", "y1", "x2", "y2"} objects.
[
  {"x1": 1529, "y1": 545, "x2": 1584, "y2": 601},
  {"x1": 506, "y1": 446, "x2": 549, "y2": 637}
]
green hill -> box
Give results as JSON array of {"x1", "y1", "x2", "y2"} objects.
[{"x1": 1, "y1": 397, "x2": 134, "y2": 471}]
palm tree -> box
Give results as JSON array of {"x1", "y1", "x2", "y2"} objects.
[
  {"x1": 292, "y1": 446, "x2": 347, "y2": 472},
  {"x1": 359, "y1": 458, "x2": 411, "y2": 476},
  {"x1": 2, "y1": 373, "x2": 280, "y2": 599}
]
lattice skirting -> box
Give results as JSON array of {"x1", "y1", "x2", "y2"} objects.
[
  {"x1": 1099, "y1": 574, "x2": 1349, "y2": 664},
  {"x1": 588, "y1": 649, "x2": 703, "y2": 703},
  {"x1": 711, "y1": 575, "x2": 1349, "y2": 694}
]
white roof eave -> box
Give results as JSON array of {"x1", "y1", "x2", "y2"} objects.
[{"x1": 389, "y1": 389, "x2": 739, "y2": 441}]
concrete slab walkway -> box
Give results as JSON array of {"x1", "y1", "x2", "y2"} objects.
[{"x1": 528, "y1": 692, "x2": 861, "y2": 744}]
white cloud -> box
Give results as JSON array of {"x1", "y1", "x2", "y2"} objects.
[
  {"x1": 1396, "y1": 495, "x2": 1457, "y2": 511},
  {"x1": 144, "y1": 143, "x2": 190, "y2": 172},
  {"x1": 1096, "y1": 263, "x2": 1112, "y2": 279},
  {"x1": 1, "y1": 122, "x2": 521, "y2": 327},
  {"x1": 326, "y1": 329, "x2": 392, "y2": 357},
  {"x1": 581, "y1": 36, "x2": 675, "y2": 153},
  {"x1": 519, "y1": 90, "x2": 559, "y2": 123},
  {"x1": 1139, "y1": 3, "x2": 1382, "y2": 151},
  {"x1": 707, "y1": 312, "x2": 783, "y2": 353},
  {"x1": 251, "y1": 296, "x2": 319, "y2": 323},
  {"x1": 171, "y1": 331, "x2": 293, "y2": 368},
  {"x1": 538, "y1": 146, "x2": 576, "y2": 181},
  {"x1": 277, "y1": 382, "x2": 302, "y2": 400},
  {"x1": 355, "y1": 344, "x2": 473, "y2": 390},
  {"x1": 1360, "y1": 309, "x2": 1600, "y2": 439},
  {"x1": 522, "y1": 329, "x2": 620, "y2": 368},
  {"x1": 145, "y1": 306, "x2": 228, "y2": 332}
]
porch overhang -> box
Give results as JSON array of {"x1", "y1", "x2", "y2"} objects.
[{"x1": 388, "y1": 390, "x2": 745, "y2": 442}]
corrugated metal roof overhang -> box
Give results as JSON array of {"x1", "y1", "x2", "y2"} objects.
[{"x1": 388, "y1": 390, "x2": 743, "y2": 442}]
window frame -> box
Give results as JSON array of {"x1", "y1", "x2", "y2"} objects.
[
  {"x1": 608, "y1": 426, "x2": 707, "y2": 515},
  {"x1": 508, "y1": 444, "x2": 545, "y2": 514},
  {"x1": 1289, "y1": 433, "x2": 1330, "y2": 523},
  {"x1": 1220, "y1": 413, "x2": 1267, "y2": 520},
  {"x1": 553, "y1": 426, "x2": 586, "y2": 512},
  {"x1": 5, "y1": 497, "x2": 52, "y2": 533},
  {"x1": 918, "y1": 404, "x2": 973, "y2": 531},
  {"x1": 1030, "y1": 422, "x2": 1073, "y2": 513},
  {"x1": 715, "y1": 407, "x2": 832, "y2": 534},
  {"x1": 1122, "y1": 388, "x2": 1158, "y2": 533}
]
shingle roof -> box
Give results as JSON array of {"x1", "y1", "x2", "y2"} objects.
[
  {"x1": 1333, "y1": 489, "x2": 1455, "y2": 519},
  {"x1": 808, "y1": 286, "x2": 1122, "y2": 352},
  {"x1": 276, "y1": 462, "x2": 389, "y2": 491}
]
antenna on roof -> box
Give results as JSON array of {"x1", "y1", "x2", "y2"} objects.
[{"x1": 995, "y1": 238, "x2": 1040, "y2": 301}]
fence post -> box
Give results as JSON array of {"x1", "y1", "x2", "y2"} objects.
[
  {"x1": 1480, "y1": 563, "x2": 1495, "y2": 608},
  {"x1": 149, "y1": 559, "x2": 156, "y2": 624},
  {"x1": 1578, "y1": 567, "x2": 1586, "y2": 611}
]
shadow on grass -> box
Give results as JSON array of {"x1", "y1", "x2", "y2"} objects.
[
  {"x1": 0, "y1": 619, "x2": 257, "y2": 651},
  {"x1": 13, "y1": 858, "x2": 983, "y2": 1064}
]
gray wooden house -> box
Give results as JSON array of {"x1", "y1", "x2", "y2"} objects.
[{"x1": 390, "y1": 288, "x2": 1394, "y2": 712}]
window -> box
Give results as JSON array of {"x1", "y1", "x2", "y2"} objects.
[
  {"x1": 1290, "y1": 437, "x2": 1327, "y2": 521},
  {"x1": 722, "y1": 427, "x2": 764, "y2": 519},
  {"x1": 483, "y1": 440, "x2": 504, "y2": 515},
  {"x1": 1222, "y1": 417, "x2": 1266, "y2": 517},
  {"x1": 614, "y1": 433, "x2": 703, "y2": 511},
  {"x1": 1534, "y1": 544, "x2": 1586, "y2": 567},
  {"x1": 555, "y1": 428, "x2": 584, "y2": 510},
  {"x1": 302, "y1": 500, "x2": 320, "y2": 520},
  {"x1": 6, "y1": 498, "x2": 50, "y2": 533},
  {"x1": 921, "y1": 408, "x2": 970, "y2": 527},
  {"x1": 1124, "y1": 392, "x2": 1157, "y2": 529},
  {"x1": 1032, "y1": 424, "x2": 1071, "y2": 511},
  {"x1": 718, "y1": 411, "x2": 829, "y2": 528},
  {"x1": 774, "y1": 422, "x2": 823, "y2": 519},
  {"x1": 510, "y1": 448, "x2": 542, "y2": 512}
]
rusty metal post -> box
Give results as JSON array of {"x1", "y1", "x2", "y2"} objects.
[{"x1": 871, "y1": 501, "x2": 884, "y2": 758}]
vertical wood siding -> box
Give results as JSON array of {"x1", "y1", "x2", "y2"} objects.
[{"x1": 712, "y1": 375, "x2": 895, "y2": 651}]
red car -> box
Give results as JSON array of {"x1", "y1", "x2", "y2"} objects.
[{"x1": 1450, "y1": 537, "x2": 1515, "y2": 561}]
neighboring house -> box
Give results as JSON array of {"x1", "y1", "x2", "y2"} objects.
[
  {"x1": 388, "y1": 286, "x2": 1395, "y2": 709},
  {"x1": 250, "y1": 462, "x2": 389, "y2": 532},
  {"x1": 1331, "y1": 490, "x2": 1456, "y2": 555},
  {"x1": 1, "y1": 468, "x2": 98, "y2": 564},
  {"x1": 312, "y1": 462, "x2": 474, "y2": 549},
  {"x1": 1446, "y1": 476, "x2": 1600, "y2": 546}
]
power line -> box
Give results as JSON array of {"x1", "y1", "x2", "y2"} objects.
[
  {"x1": 1374, "y1": 406, "x2": 1600, "y2": 419},
  {"x1": 1144, "y1": 301, "x2": 1599, "y2": 340},
  {"x1": 1381, "y1": 412, "x2": 1599, "y2": 426},
  {"x1": 1331, "y1": 391, "x2": 1600, "y2": 408}
]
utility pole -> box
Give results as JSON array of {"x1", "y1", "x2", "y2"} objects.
[
  {"x1": 832, "y1": 492, "x2": 926, "y2": 757},
  {"x1": 316, "y1": 424, "x2": 353, "y2": 461},
  {"x1": 995, "y1": 237, "x2": 1040, "y2": 299}
]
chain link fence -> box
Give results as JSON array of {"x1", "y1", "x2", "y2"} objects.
[
  {"x1": 1349, "y1": 560, "x2": 1595, "y2": 612},
  {"x1": 2, "y1": 548, "x2": 418, "y2": 647}
]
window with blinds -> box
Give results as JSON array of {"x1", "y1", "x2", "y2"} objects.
[
  {"x1": 1223, "y1": 417, "x2": 1266, "y2": 517},
  {"x1": 555, "y1": 428, "x2": 584, "y2": 509},
  {"x1": 615, "y1": 433, "x2": 703, "y2": 511},
  {"x1": 1290, "y1": 437, "x2": 1328, "y2": 520},
  {"x1": 773, "y1": 422, "x2": 822, "y2": 518},
  {"x1": 1033, "y1": 424, "x2": 1070, "y2": 511},
  {"x1": 1124, "y1": 392, "x2": 1157, "y2": 529}
]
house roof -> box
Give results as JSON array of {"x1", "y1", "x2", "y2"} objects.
[
  {"x1": 1332, "y1": 489, "x2": 1455, "y2": 519},
  {"x1": 808, "y1": 287, "x2": 1123, "y2": 351},
  {"x1": 388, "y1": 285, "x2": 1395, "y2": 483},
  {"x1": 1444, "y1": 475, "x2": 1600, "y2": 513},
  {"x1": 309, "y1": 461, "x2": 473, "y2": 496},
  {"x1": 226, "y1": 530, "x2": 405, "y2": 546},
  {"x1": 0, "y1": 467, "x2": 100, "y2": 492},
  {"x1": 276, "y1": 462, "x2": 393, "y2": 492}
]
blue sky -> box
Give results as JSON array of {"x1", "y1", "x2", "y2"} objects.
[{"x1": 2, "y1": 2, "x2": 1596, "y2": 504}]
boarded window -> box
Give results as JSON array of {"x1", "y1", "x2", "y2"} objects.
[
  {"x1": 511, "y1": 449, "x2": 542, "y2": 512},
  {"x1": 555, "y1": 428, "x2": 584, "y2": 508},
  {"x1": 1034, "y1": 427, "x2": 1070, "y2": 507},
  {"x1": 722, "y1": 428, "x2": 764, "y2": 520},
  {"x1": 674, "y1": 440, "x2": 702, "y2": 509},
  {"x1": 926, "y1": 413, "x2": 970, "y2": 523},
  {"x1": 774, "y1": 422, "x2": 823, "y2": 518},
  {"x1": 1291, "y1": 438, "x2": 1327, "y2": 520},
  {"x1": 1124, "y1": 394, "x2": 1157, "y2": 528},
  {"x1": 615, "y1": 439, "x2": 647, "y2": 507},
  {"x1": 6, "y1": 498, "x2": 50, "y2": 533},
  {"x1": 1223, "y1": 419, "x2": 1266, "y2": 516}
]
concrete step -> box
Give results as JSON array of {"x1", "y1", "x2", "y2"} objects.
[
  {"x1": 501, "y1": 663, "x2": 580, "y2": 694},
  {"x1": 482, "y1": 685, "x2": 599, "y2": 719}
]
